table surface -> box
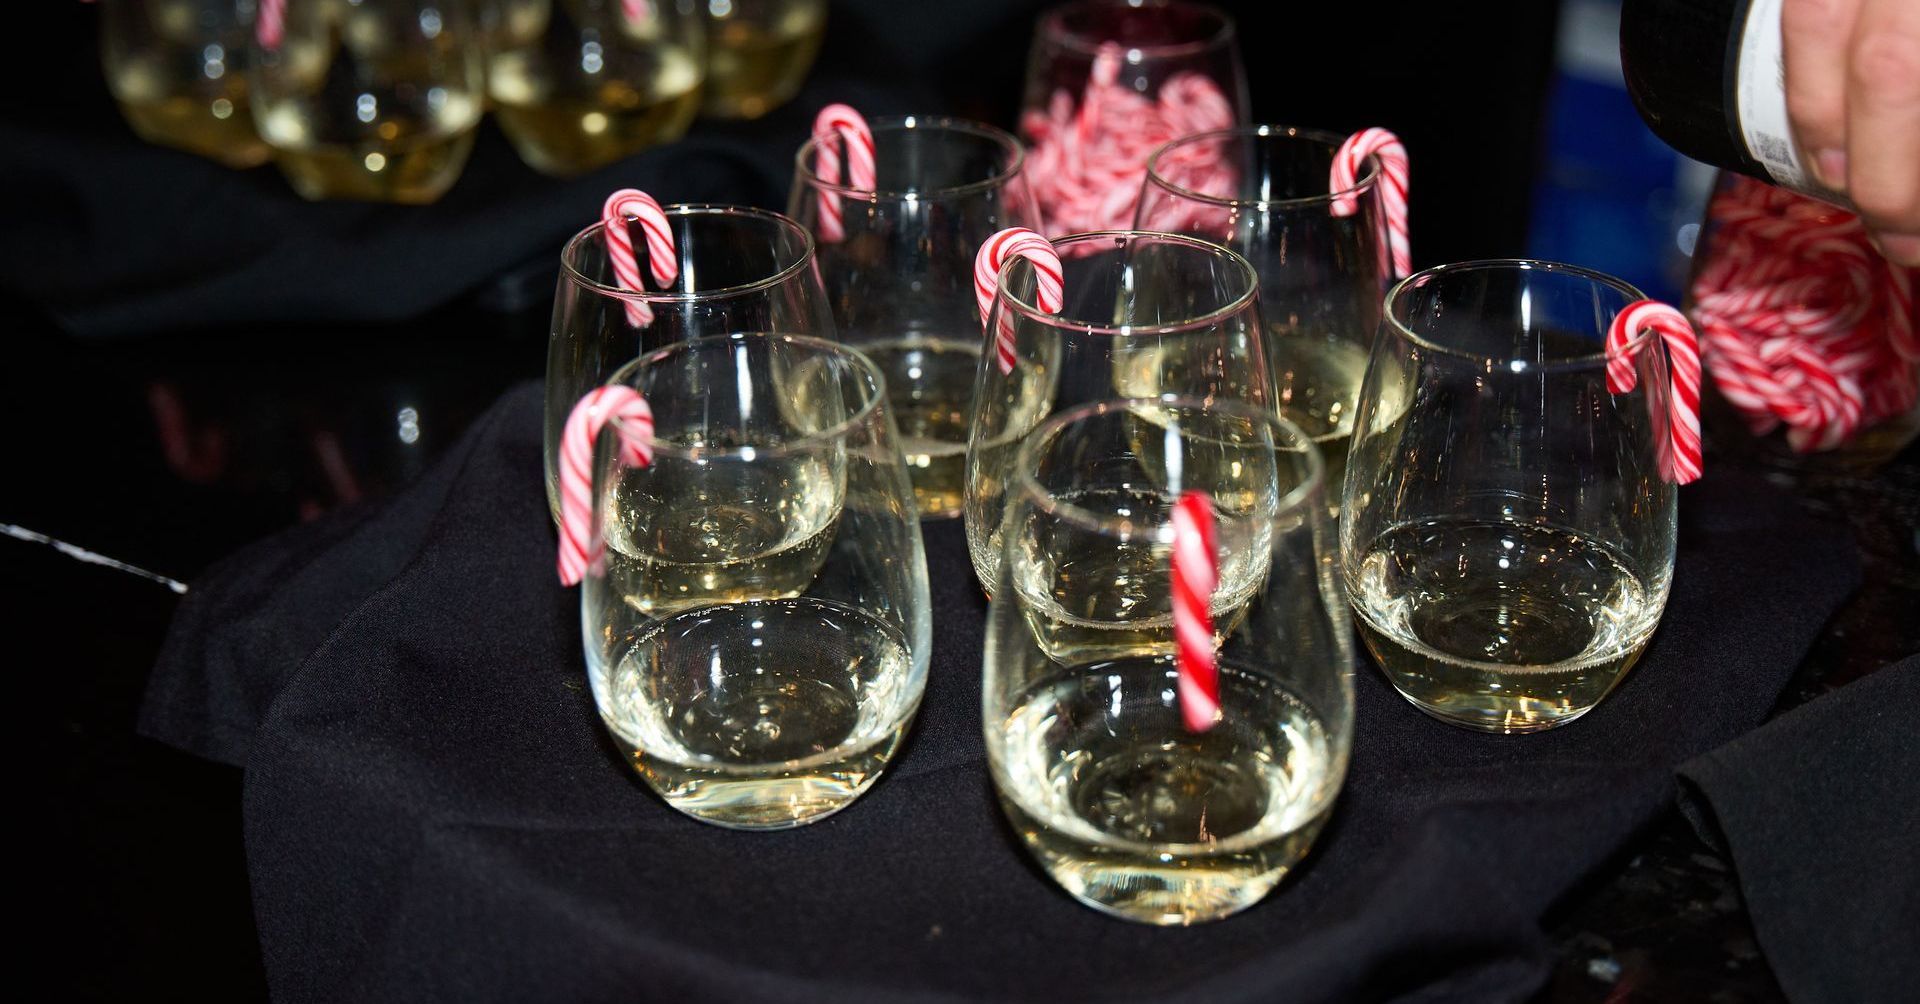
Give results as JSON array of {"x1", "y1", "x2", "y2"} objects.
[{"x1": 16, "y1": 290, "x2": 1917, "y2": 1001}]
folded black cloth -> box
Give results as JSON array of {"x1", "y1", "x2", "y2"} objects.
[
  {"x1": 142, "y1": 383, "x2": 1863, "y2": 1002},
  {"x1": 1679, "y1": 657, "x2": 1920, "y2": 1004}
]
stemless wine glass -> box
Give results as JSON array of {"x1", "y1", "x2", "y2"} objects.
[
  {"x1": 1019, "y1": 0, "x2": 1248, "y2": 234},
  {"x1": 581, "y1": 333, "x2": 931, "y2": 829},
  {"x1": 544, "y1": 204, "x2": 834, "y2": 517},
  {"x1": 984, "y1": 397, "x2": 1353, "y2": 925},
  {"x1": 98, "y1": 0, "x2": 271, "y2": 167},
  {"x1": 1341, "y1": 260, "x2": 1680, "y2": 734},
  {"x1": 698, "y1": 0, "x2": 826, "y2": 120},
  {"x1": 1138, "y1": 126, "x2": 1390, "y2": 505},
  {"x1": 964, "y1": 230, "x2": 1269, "y2": 592},
  {"x1": 249, "y1": 0, "x2": 486, "y2": 202},
  {"x1": 788, "y1": 115, "x2": 1043, "y2": 518},
  {"x1": 485, "y1": 0, "x2": 704, "y2": 177}
]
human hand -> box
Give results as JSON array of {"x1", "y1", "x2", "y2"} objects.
[{"x1": 1783, "y1": 0, "x2": 1920, "y2": 266}]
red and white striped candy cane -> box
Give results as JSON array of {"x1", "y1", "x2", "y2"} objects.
[
  {"x1": 601, "y1": 189, "x2": 676, "y2": 328},
  {"x1": 1170, "y1": 491, "x2": 1220, "y2": 733},
  {"x1": 1329, "y1": 128, "x2": 1411, "y2": 279},
  {"x1": 811, "y1": 104, "x2": 876, "y2": 244},
  {"x1": 556, "y1": 386, "x2": 654, "y2": 586},
  {"x1": 974, "y1": 227, "x2": 1065, "y2": 374},
  {"x1": 256, "y1": 0, "x2": 286, "y2": 49},
  {"x1": 1605, "y1": 299, "x2": 1704, "y2": 485}
]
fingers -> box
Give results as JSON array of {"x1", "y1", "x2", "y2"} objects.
[
  {"x1": 1784, "y1": 0, "x2": 1862, "y2": 188},
  {"x1": 1845, "y1": 0, "x2": 1920, "y2": 263}
]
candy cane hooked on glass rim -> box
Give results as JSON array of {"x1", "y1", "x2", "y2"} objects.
[
  {"x1": 1330, "y1": 128, "x2": 1411, "y2": 280},
  {"x1": 602, "y1": 189, "x2": 677, "y2": 328},
  {"x1": 811, "y1": 104, "x2": 876, "y2": 243},
  {"x1": 973, "y1": 227, "x2": 1065, "y2": 375},
  {"x1": 1605, "y1": 299, "x2": 1704, "y2": 485},
  {"x1": 556, "y1": 386, "x2": 654, "y2": 586},
  {"x1": 1171, "y1": 491, "x2": 1220, "y2": 733}
]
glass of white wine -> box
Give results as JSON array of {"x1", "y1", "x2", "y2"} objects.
[
  {"x1": 983, "y1": 396, "x2": 1353, "y2": 925},
  {"x1": 786, "y1": 115, "x2": 1043, "y2": 519},
  {"x1": 485, "y1": 0, "x2": 705, "y2": 177},
  {"x1": 963, "y1": 230, "x2": 1271, "y2": 593},
  {"x1": 543, "y1": 203, "x2": 835, "y2": 517},
  {"x1": 97, "y1": 0, "x2": 272, "y2": 168},
  {"x1": 698, "y1": 0, "x2": 825, "y2": 120},
  {"x1": 1137, "y1": 126, "x2": 1393, "y2": 511},
  {"x1": 248, "y1": 0, "x2": 486, "y2": 202},
  {"x1": 580, "y1": 332, "x2": 931, "y2": 829},
  {"x1": 1341, "y1": 260, "x2": 1680, "y2": 734}
]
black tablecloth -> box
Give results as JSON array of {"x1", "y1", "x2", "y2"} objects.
[
  {"x1": 143, "y1": 383, "x2": 1867, "y2": 1002},
  {"x1": 1679, "y1": 657, "x2": 1920, "y2": 1004}
]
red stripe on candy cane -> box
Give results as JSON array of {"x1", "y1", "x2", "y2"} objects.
[
  {"x1": 973, "y1": 227, "x2": 1064, "y2": 375},
  {"x1": 1605, "y1": 300, "x2": 1704, "y2": 485},
  {"x1": 1330, "y1": 128, "x2": 1411, "y2": 279},
  {"x1": 257, "y1": 0, "x2": 285, "y2": 49},
  {"x1": 557, "y1": 387, "x2": 654, "y2": 586},
  {"x1": 1171, "y1": 491, "x2": 1220, "y2": 734},
  {"x1": 811, "y1": 104, "x2": 876, "y2": 243},
  {"x1": 601, "y1": 189, "x2": 676, "y2": 328}
]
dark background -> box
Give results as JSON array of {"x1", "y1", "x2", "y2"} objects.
[{"x1": 16, "y1": 1, "x2": 1874, "y2": 1000}]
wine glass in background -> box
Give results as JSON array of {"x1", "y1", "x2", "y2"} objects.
[
  {"x1": 1341, "y1": 260, "x2": 1680, "y2": 734},
  {"x1": 97, "y1": 0, "x2": 271, "y2": 167},
  {"x1": 485, "y1": 0, "x2": 704, "y2": 177},
  {"x1": 967, "y1": 227, "x2": 1267, "y2": 591},
  {"x1": 1137, "y1": 126, "x2": 1392, "y2": 509},
  {"x1": 963, "y1": 230, "x2": 1270, "y2": 591},
  {"x1": 248, "y1": 0, "x2": 486, "y2": 202},
  {"x1": 1018, "y1": 0, "x2": 1247, "y2": 235},
  {"x1": 983, "y1": 397, "x2": 1353, "y2": 924},
  {"x1": 698, "y1": 0, "x2": 825, "y2": 120},
  {"x1": 787, "y1": 116, "x2": 1042, "y2": 518},
  {"x1": 581, "y1": 333, "x2": 931, "y2": 829},
  {"x1": 544, "y1": 204, "x2": 834, "y2": 518}
]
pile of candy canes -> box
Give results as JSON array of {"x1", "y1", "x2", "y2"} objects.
[
  {"x1": 1019, "y1": 42, "x2": 1237, "y2": 236},
  {"x1": 1690, "y1": 176, "x2": 1918, "y2": 452}
]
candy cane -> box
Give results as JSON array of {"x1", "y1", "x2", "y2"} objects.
[
  {"x1": 1171, "y1": 491, "x2": 1219, "y2": 733},
  {"x1": 1330, "y1": 128, "x2": 1411, "y2": 280},
  {"x1": 601, "y1": 189, "x2": 676, "y2": 328},
  {"x1": 256, "y1": 0, "x2": 285, "y2": 50},
  {"x1": 620, "y1": 0, "x2": 652, "y2": 24},
  {"x1": 1605, "y1": 300, "x2": 1704, "y2": 485},
  {"x1": 556, "y1": 386, "x2": 654, "y2": 586},
  {"x1": 1689, "y1": 175, "x2": 1917, "y2": 452},
  {"x1": 974, "y1": 227, "x2": 1064, "y2": 375},
  {"x1": 811, "y1": 104, "x2": 876, "y2": 244}
]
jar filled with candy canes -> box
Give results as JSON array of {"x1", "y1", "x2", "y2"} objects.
[{"x1": 1687, "y1": 173, "x2": 1920, "y2": 469}]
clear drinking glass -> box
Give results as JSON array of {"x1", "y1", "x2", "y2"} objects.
[
  {"x1": 698, "y1": 0, "x2": 826, "y2": 120},
  {"x1": 98, "y1": 0, "x2": 272, "y2": 167},
  {"x1": 983, "y1": 397, "x2": 1353, "y2": 925},
  {"x1": 1019, "y1": 0, "x2": 1247, "y2": 235},
  {"x1": 787, "y1": 116, "x2": 1044, "y2": 518},
  {"x1": 249, "y1": 0, "x2": 486, "y2": 202},
  {"x1": 1341, "y1": 260, "x2": 1680, "y2": 734},
  {"x1": 544, "y1": 204, "x2": 834, "y2": 517},
  {"x1": 963, "y1": 230, "x2": 1270, "y2": 591},
  {"x1": 1137, "y1": 126, "x2": 1390, "y2": 506},
  {"x1": 581, "y1": 333, "x2": 931, "y2": 829},
  {"x1": 485, "y1": 0, "x2": 704, "y2": 177}
]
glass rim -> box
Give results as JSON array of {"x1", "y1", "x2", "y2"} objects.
[
  {"x1": 1383, "y1": 259, "x2": 1655, "y2": 370},
  {"x1": 1039, "y1": 0, "x2": 1237, "y2": 59},
  {"x1": 1012, "y1": 396, "x2": 1327, "y2": 537},
  {"x1": 792, "y1": 115, "x2": 1028, "y2": 200},
  {"x1": 1142, "y1": 125, "x2": 1381, "y2": 209},
  {"x1": 560, "y1": 205, "x2": 817, "y2": 304},
  {"x1": 999, "y1": 230, "x2": 1261, "y2": 333},
  {"x1": 602, "y1": 332, "x2": 886, "y2": 461}
]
